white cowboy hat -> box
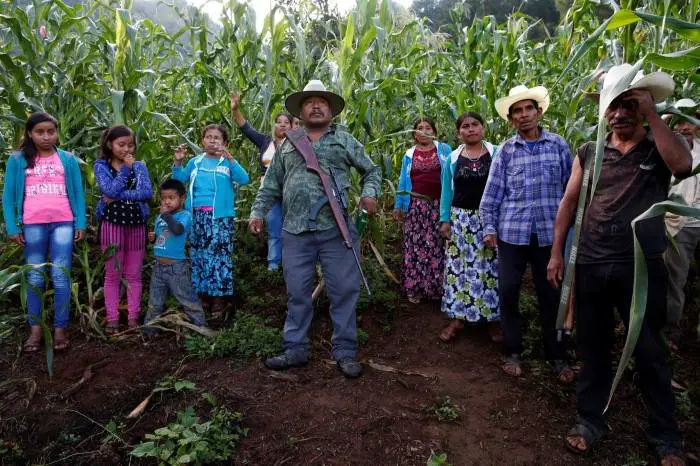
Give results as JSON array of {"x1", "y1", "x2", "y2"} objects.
[
  {"x1": 675, "y1": 98, "x2": 698, "y2": 109},
  {"x1": 598, "y1": 64, "x2": 675, "y2": 107},
  {"x1": 494, "y1": 85, "x2": 550, "y2": 121},
  {"x1": 285, "y1": 80, "x2": 345, "y2": 118}
]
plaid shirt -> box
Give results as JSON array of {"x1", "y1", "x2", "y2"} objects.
[{"x1": 479, "y1": 128, "x2": 572, "y2": 246}]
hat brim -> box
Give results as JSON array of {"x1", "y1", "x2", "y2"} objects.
[
  {"x1": 494, "y1": 86, "x2": 550, "y2": 121},
  {"x1": 628, "y1": 72, "x2": 675, "y2": 103},
  {"x1": 285, "y1": 91, "x2": 345, "y2": 119}
]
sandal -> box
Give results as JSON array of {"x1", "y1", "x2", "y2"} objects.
[
  {"x1": 105, "y1": 321, "x2": 120, "y2": 335},
  {"x1": 23, "y1": 337, "x2": 42, "y2": 353},
  {"x1": 565, "y1": 422, "x2": 607, "y2": 455},
  {"x1": 553, "y1": 359, "x2": 575, "y2": 384},
  {"x1": 502, "y1": 354, "x2": 523, "y2": 377},
  {"x1": 439, "y1": 320, "x2": 464, "y2": 342},
  {"x1": 127, "y1": 319, "x2": 140, "y2": 330},
  {"x1": 408, "y1": 296, "x2": 421, "y2": 304},
  {"x1": 53, "y1": 329, "x2": 70, "y2": 351}
]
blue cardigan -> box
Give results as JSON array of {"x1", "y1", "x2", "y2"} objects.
[
  {"x1": 2, "y1": 149, "x2": 87, "y2": 236},
  {"x1": 172, "y1": 154, "x2": 250, "y2": 219},
  {"x1": 393, "y1": 141, "x2": 453, "y2": 212},
  {"x1": 438, "y1": 142, "x2": 498, "y2": 222},
  {"x1": 94, "y1": 159, "x2": 153, "y2": 222}
]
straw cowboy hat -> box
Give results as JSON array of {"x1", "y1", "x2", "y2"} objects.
[
  {"x1": 495, "y1": 85, "x2": 550, "y2": 121},
  {"x1": 285, "y1": 80, "x2": 345, "y2": 118},
  {"x1": 675, "y1": 98, "x2": 698, "y2": 110},
  {"x1": 598, "y1": 63, "x2": 675, "y2": 105}
]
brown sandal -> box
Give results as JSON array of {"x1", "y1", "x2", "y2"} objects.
[
  {"x1": 105, "y1": 322, "x2": 120, "y2": 335},
  {"x1": 439, "y1": 320, "x2": 464, "y2": 342},
  {"x1": 23, "y1": 337, "x2": 42, "y2": 353}
]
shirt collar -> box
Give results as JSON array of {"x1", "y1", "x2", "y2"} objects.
[
  {"x1": 514, "y1": 126, "x2": 551, "y2": 146},
  {"x1": 604, "y1": 126, "x2": 654, "y2": 150}
]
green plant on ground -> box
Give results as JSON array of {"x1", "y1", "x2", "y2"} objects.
[
  {"x1": 357, "y1": 328, "x2": 369, "y2": 346},
  {"x1": 422, "y1": 396, "x2": 460, "y2": 422},
  {"x1": 130, "y1": 393, "x2": 248, "y2": 465},
  {"x1": 675, "y1": 389, "x2": 695, "y2": 421},
  {"x1": 0, "y1": 439, "x2": 24, "y2": 462},
  {"x1": 185, "y1": 312, "x2": 282, "y2": 359},
  {"x1": 427, "y1": 451, "x2": 452, "y2": 466}
]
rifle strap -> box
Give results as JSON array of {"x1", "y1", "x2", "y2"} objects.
[{"x1": 555, "y1": 142, "x2": 595, "y2": 331}]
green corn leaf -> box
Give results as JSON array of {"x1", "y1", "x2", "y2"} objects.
[
  {"x1": 645, "y1": 46, "x2": 700, "y2": 71},
  {"x1": 634, "y1": 10, "x2": 700, "y2": 43},
  {"x1": 607, "y1": 201, "x2": 700, "y2": 411}
]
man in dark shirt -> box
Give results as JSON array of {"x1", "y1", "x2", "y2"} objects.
[{"x1": 547, "y1": 65, "x2": 691, "y2": 464}]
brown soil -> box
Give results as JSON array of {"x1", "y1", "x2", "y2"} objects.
[{"x1": 1, "y1": 294, "x2": 699, "y2": 465}]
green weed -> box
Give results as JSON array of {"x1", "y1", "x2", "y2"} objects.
[
  {"x1": 422, "y1": 396, "x2": 460, "y2": 422},
  {"x1": 427, "y1": 451, "x2": 452, "y2": 466}
]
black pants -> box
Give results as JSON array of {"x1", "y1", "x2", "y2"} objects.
[
  {"x1": 498, "y1": 235, "x2": 565, "y2": 361},
  {"x1": 575, "y1": 259, "x2": 679, "y2": 445}
]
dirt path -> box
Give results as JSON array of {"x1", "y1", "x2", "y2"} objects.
[{"x1": 1, "y1": 299, "x2": 698, "y2": 465}]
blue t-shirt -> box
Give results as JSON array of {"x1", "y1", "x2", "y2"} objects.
[
  {"x1": 192, "y1": 157, "x2": 219, "y2": 208},
  {"x1": 154, "y1": 210, "x2": 191, "y2": 260}
]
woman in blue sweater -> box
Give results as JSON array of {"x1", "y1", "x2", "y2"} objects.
[
  {"x1": 230, "y1": 93, "x2": 293, "y2": 271},
  {"x1": 172, "y1": 124, "x2": 249, "y2": 316}
]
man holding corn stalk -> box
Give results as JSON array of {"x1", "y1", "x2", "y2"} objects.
[
  {"x1": 547, "y1": 64, "x2": 691, "y2": 463},
  {"x1": 249, "y1": 80, "x2": 381, "y2": 378}
]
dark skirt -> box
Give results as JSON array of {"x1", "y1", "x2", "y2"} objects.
[
  {"x1": 401, "y1": 197, "x2": 445, "y2": 299},
  {"x1": 190, "y1": 210, "x2": 235, "y2": 297}
]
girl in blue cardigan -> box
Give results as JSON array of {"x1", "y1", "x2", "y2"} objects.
[
  {"x1": 2, "y1": 112, "x2": 86, "y2": 352},
  {"x1": 94, "y1": 125, "x2": 153, "y2": 334},
  {"x1": 172, "y1": 124, "x2": 249, "y2": 316}
]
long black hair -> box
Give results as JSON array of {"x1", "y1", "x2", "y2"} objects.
[
  {"x1": 20, "y1": 112, "x2": 59, "y2": 169},
  {"x1": 100, "y1": 125, "x2": 135, "y2": 161}
]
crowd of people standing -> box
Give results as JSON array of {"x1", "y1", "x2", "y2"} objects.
[{"x1": 2, "y1": 63, "x2": 698, "y2": 464}]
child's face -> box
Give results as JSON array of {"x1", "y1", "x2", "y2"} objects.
[
  {"x1": 29, "y1": 122, "x2": 59, "y2": 152},
  {"x1": 202, "y1": 129, "x2": 225, "y2": 155},
  {"x1": 110, "y1": 135, "x2": 136, "y2": 161},
  {"x1": 160, "y1": 189, "x2": 184, "y2": 212}
]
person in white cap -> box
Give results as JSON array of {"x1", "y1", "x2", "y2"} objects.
[
  {"x1": 479, "y1": 84, "x2": 574, "y2": 382},
  {"x1": 249, "y1": 80, "x2": 381, "y2": 378},
  {"x1": 664, "y1": 98, "x2": 700, "y2": 349},
  {"x1": 547, "y1": 64, "x2": 690, "y2": 463}
]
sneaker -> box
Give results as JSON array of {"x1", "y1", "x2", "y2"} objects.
[
  {"x1": 264, "y1": 352, "x2": 308, "y2": 370},
  {"x1": 336, "y1": 358, "x2": 362, "y2": 378}
]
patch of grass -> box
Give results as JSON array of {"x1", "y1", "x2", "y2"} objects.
[
  {"x1": 622, "y1": 454, "x2": 648, "y2": 466},
  {"x1": 675, "y1": 390, "x2": 695, "y2": 421},
  {"x1": 357, "y1": 328, "x2": 369, "y2": 346},
  {"x1": 185, "y1": 312, "x2": 282, "y2": 359},
  {"x1": 427, "y1": 451, "x2": 452, "y2": 466},
  {"x1": 130, "y1": 393, "x2": 247, "y2": 465},
  {"x1": 422, "y1": 396, "x2": 460, "y2": 422},
  {"x1": 1, "y1": 439, "x2": 24, "y2": 462}
]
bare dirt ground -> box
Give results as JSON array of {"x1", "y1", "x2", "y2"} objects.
[{"x1": 2, "y1": 280, "x2": 699, "y2": 466}]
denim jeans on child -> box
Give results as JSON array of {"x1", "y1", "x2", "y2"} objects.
[
  {"x1": 267, "y1": 201, "x2": 283, "y2": 270},
  {"x1": 24, "y1": 221, "x2": 74, "y2": 329},
  {"x1": 145, "y1": 260, "x2": 206, "y2": 327}
]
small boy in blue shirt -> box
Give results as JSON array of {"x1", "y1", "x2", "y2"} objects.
[{"x1": 145, "y1": 179, "x2": 206, "y2": 330}]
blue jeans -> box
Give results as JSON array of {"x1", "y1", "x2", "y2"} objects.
[
  {"x1": 24, "y1": 222, "x2": 74, "y2": 329},
  {"x1": 145, "y1": 260, "x2": 206, "y2": 328},
  {"x1": 281, "y1": 225, "x2": 360, "y2": 361},
  {"x1": 267, "y1": 201, "x2": 283, "y2": 269}
]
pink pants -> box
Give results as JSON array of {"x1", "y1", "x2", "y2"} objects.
[{"x1": 100, "y1": 222, "x2": 146, "y2": 322}]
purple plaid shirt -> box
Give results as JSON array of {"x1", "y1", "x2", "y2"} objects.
[{"x1": 479, "y1": 128, "x2": 572, "y2": 246}]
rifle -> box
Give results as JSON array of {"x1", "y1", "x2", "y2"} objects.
[{"x1": 285, "y1": 127, "x2": 371, "y2": 295}]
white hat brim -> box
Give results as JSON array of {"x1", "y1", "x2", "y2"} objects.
[
  {"x1": 494, "y1": 86, "x2": 550, "y2": 121},
  {"x1": 285, "y1": 91, "x2": 345, "y2": 118},
  {"x1": 628, "y1": 71, "x2": 675, "y2": 103}
]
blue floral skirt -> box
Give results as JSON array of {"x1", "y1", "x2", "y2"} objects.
[
  {"x1": 441, "y1": 207, "x2": 500, "y2": 322},
  {"x1": 190, "y1": 210, "x2": 235, "y2": 297}
]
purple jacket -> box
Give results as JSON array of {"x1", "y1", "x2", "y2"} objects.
[{"x1": 94, "y1": 159, "x2": 153, "y2": 222}]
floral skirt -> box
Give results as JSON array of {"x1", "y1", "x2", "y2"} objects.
[
  {"x1": 401, "y1": 197, "x2": 445, "y2": 299},
  {"x1": 441, "y1": 207, "x2": 500, "y2": 322},
  {"x1": 190, "y1": 210, "x2": 235, "y2": 297}
]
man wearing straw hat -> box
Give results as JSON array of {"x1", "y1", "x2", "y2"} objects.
[
  {"x1": 664, "y1": 98, "x2": 700, "y2": 351},
  {"x1": 480, "y1": 85, "x2": 574, "y2": 382},
  {"x1": 547, "y1": 64, "x2": 690, "y2": 463},
  {"x1": 249, "y1": 80, "x2": 381, "y2": 378}
]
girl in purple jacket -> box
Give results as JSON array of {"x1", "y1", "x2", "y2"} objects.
[{"x1": 94, "y1": 126, "x2": 153, "y2": 333}]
